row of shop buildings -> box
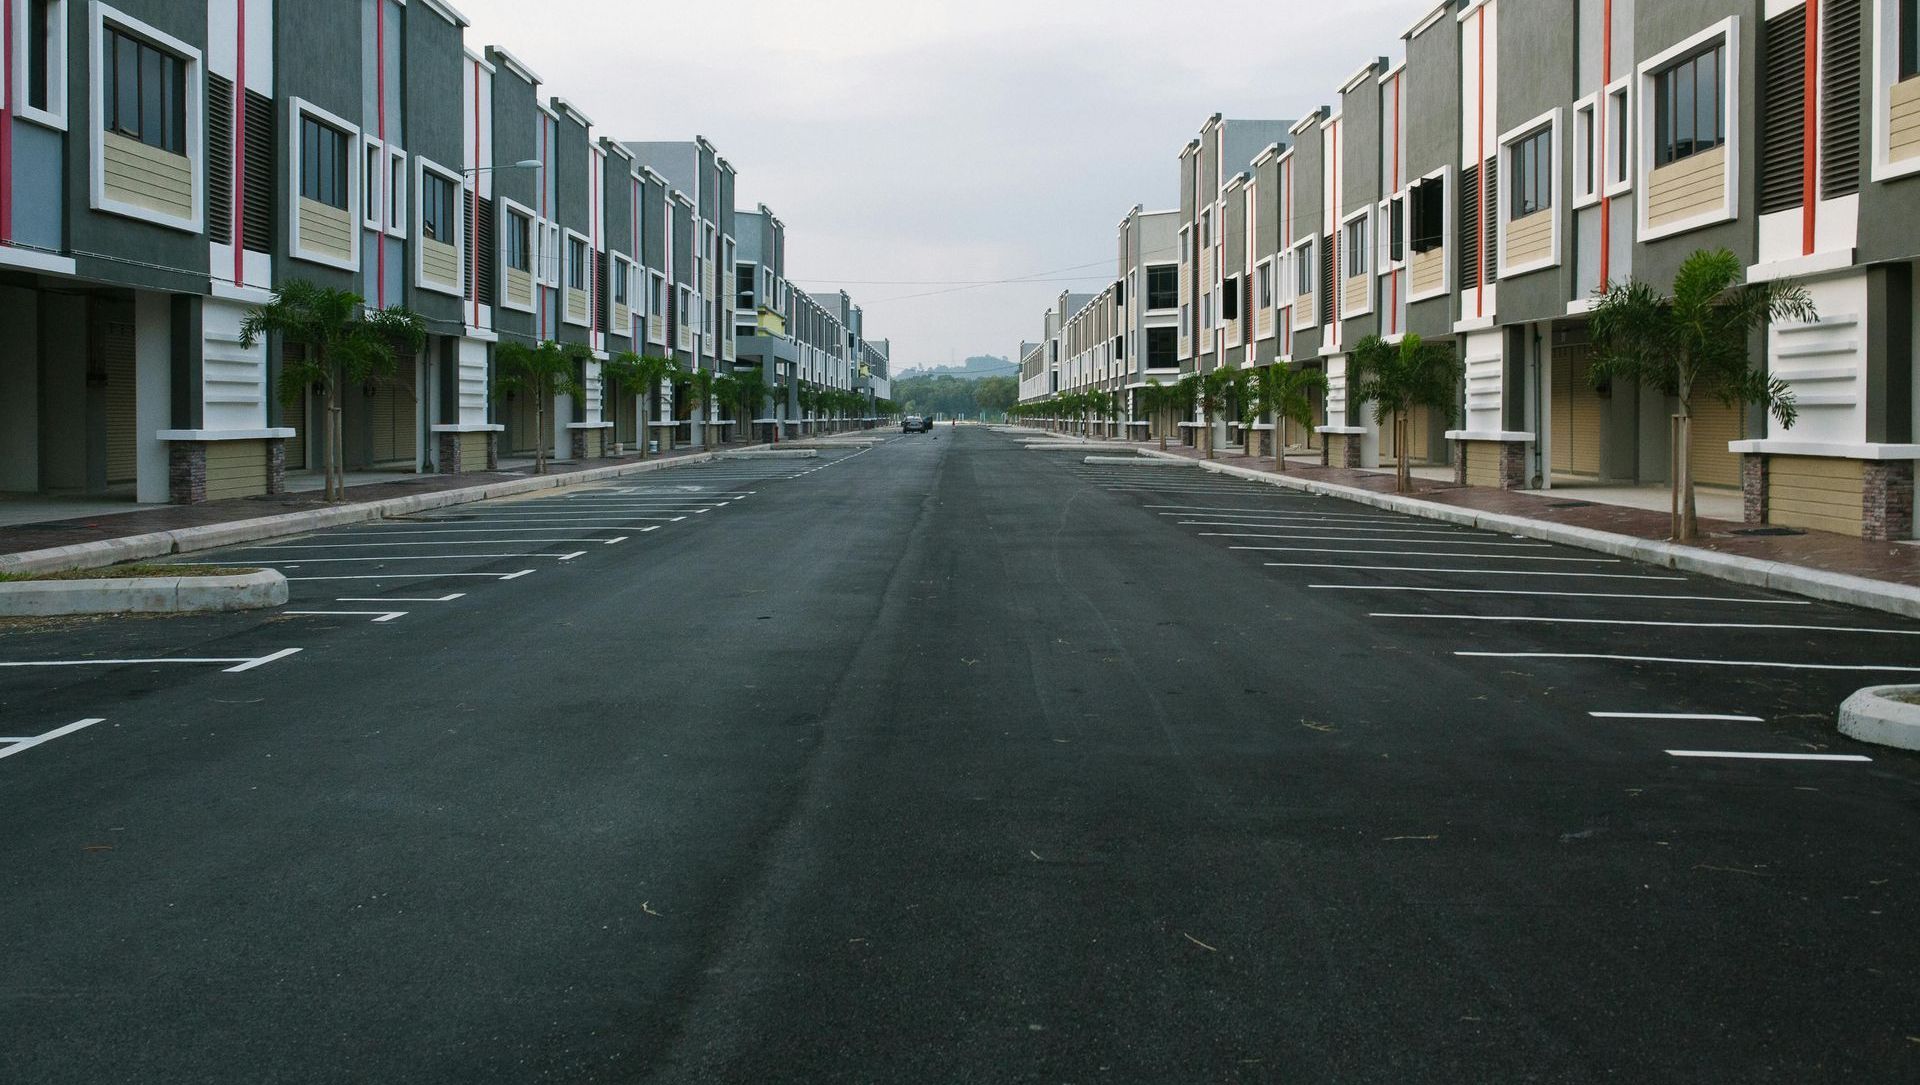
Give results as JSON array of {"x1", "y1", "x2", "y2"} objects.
[
  {"x1": 0, "y1": 0, "x2": 888, "y2": 506},
  {"x1": 1017, "y1": 0, "x2": 1920, "y2": 540}
]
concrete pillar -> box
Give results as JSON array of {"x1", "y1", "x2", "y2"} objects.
[
  {"x1": 135, "y1": 292, "x2": 174, "y2": 503},
  {"x1": 0, "y1": 286, "x2": 39, "y2": 491}
]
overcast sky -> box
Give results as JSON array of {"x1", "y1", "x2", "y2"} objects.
[{"x1": 457, "y1": 0, "x2": 1420, "y2": 371}]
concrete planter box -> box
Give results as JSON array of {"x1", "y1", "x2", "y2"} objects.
[
  {"x1": 0, "y1": 570, "x2": 288, "y2": 616},
  {"x1": 1839, "y1": 686, "x2": 1920, "y2": 752}
]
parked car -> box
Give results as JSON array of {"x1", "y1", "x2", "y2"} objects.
[{"x1": 903, "y1": 415, "x2": 929, "y2": 433}]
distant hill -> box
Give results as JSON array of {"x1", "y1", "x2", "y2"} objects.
[{"x1": 893, "y1": 355, "x2": 1016, "y2": 381}]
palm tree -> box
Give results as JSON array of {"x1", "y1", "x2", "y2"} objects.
[
  {"x1": 732, "y1": 369, "x2": 770, "y2": 441},
  {"x1": 1137, "y1": 379, "x2": 1174, "y2": 450},
  {"x1": 711, "y1": 372, "x2": 740, "y2": 444},
  {"x1": 494, "y1": 340, "x2": 586, "y2": 476},
  {"x1": 687, "y1": 368, "x2": 717, "y2": 447},
  {"x1": 1173, "y1": 373, "x2": 1201, "y2": 448},
  {"x1": 240, "y1": 280, "x2": 424, "y2": 502},
  {"x1": 1244, "y1": 363, "x2": 1329, "y2": 472},
  {"x1": 602, "y1": 351, "x2": 674, "y2": 459},
  {"x1": 796, "y1": 383, "x2": 818, "y2": 434},
  {"x1": 1588, "y1": 248, "x2": 1812, "y2": 540},
  {"x1": 1197, "y1": 367, "x2": 1241, "y2": 459},
  {"x1": 1350, "y1": 333, "x2": 1462, "y2": 493}
]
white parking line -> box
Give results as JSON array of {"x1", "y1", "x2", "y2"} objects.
[
  {"x1": 284, "y1": 570, "x2": 534, "y2": 581},
  {"x1": 0, "y1": 718, "x2": 106, "y2": 762},
  {"x1": 1318, "y1": 585, "x2": 1808, "y2": 603},
  {"x1": 1202, "y1": 533, "x2": 1551, "y2": 548},
  {"x1": 1172, "y1": 516, "x2": 1461, "y2": 529},
  {"x1": 284, "y1": 610, "x2": 407, "y2": 623},
  {"x1": 233, "y1": 554, "x2": 581, "y2": 562},
  {"x1": 249, "y1": 540, "x2": 617, "y2": 549},
  {"x1": 0, "y1": 648, "x2": 303, "y2": 672},
  {"x1": 1147, "y1": 504, "x2": 1327, "y2": 513},
  {"x1": 337, "y1": 594, "x2": 465, "y2": 602},
  {"x1": 1370, "y1": 613, "x2": 1916, "y2": 634},
  {"x1": 1666, "y1": 750, "x2": 1871, "y2": 763},
  {"x1": 1590, "y1": 711, "x2": 1764, "y2": 722},
  {"x1": 397, "y1": 516, "x2": 687, "y2": 524},
  {"x1": 603, "y1": 536, "x2": 628, "y2": 545},
  {"x1": 1268, "y1": 563, "x2": 1681, "y2": 579},
  {"x1": 1236, "y1": 546, "x2": 1615, "y2": 563},
  {"x1": 324, "y1": 527, "x2": 642, "y2": 535},
  {"x1": 1456, "y1": 651, "x2": 1920, "y2": 672}
]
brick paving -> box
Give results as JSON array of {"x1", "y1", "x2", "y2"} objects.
[{"x1": 1044, "y1": 430, "x2": 1920, "y2": 590}]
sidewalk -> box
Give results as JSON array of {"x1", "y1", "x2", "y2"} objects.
[
  {"x1": 0, "y1": 445, "x2": 740, "y2": 575},
  {"x1": 1026, "y1": 429, "x2": 1920, "y2": 616}
]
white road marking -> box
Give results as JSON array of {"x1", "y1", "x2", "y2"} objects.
[
  {"x1": 283, "y1": 571, "x2": 533, "y2": 581},
  {"x1": 1235, "y1": 546, "x2": 1614, "y2": 563},
  {"x1": 603, "y1": 536, "x2": 629, "y2": 545},
  {"x1": 1370, "y1": 613, "x2": 1914, "y2": 634},
  {"x1": 1590, "y1": 712, "x2": 1765, "y2": 722},
  {"x1": 224, "y1": 648, "x2": 305, "y2": 672},
  {"x1": 284, "y1": 610, "x2": 407, "y2": 623},
  {"x1": 640, "y1": 526, "x2": 660, "y2": 532},
  {"x1": 1147, "y1": 505, "x2": 1329, "y2": 513},
  {"x1": 1456, "y1": 651, "x2": 1920, "y2": 672},
  {"x1": 331, "y1": 526, "x2": 653, "y2": 533},
  {"x1": 337, "y1": 594, "x2": 465, "y2": 603},
  {"x1": 0, "y1": 719, "x2": 106, "y2": 762},
  {"x1": 1318, "y1": 584, "x2": 1807, "y2": 603},
  {"x1": 236, "y1": 554, "x2": 580, "y2": 562},
  {"x1": 1201, "y1": 533, "x2": 1550, "y2": 548},
  {"x1": 249, "y1": 540, "x2": 617, "y2": 549},
  {"x1": 1174, "y1": 518, "x2": 1478, "y2": 533},
  {"x1": 557, "y1": 551, "x2": 587, "y2": 561},
  {"x1": 1666, "y1": 750, "x2": 1871, "y2": 763},
  {"x1": 1267, "y1": 563, "x2": 1681, "y2": 579}
]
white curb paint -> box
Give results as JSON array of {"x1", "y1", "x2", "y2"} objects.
[{"x1": 0, "y1": 570, "x2": 287, "y2": 616}]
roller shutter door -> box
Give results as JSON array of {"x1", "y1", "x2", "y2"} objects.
[
  {"x1": 103, "y1": 322, "x2": 138, "y2": 485},
  {"x1": 1689, "y1": 398, "x2": 1743, "y2": 489}
]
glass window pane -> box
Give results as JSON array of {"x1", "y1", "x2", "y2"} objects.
[
  {"x1": 1697, "y1": 49, "x2": 1717, "y2": 153},
  {"x1": 1674, "y1": 59, "x2": 1695, "y2": 158},
  {"x1": 115, "y1": 34, "x2": 140, "y2": 137},
  {"x1": 139, "y1": 45, "x2": 163, "y2": 148},
  {"x1": 167, "y1": 57, "x2": 186, "y2": 153}
]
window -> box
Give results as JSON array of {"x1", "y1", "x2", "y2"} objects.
[
  {"x1": 1607, "y1": 83, "x2": 1631, "y2": 189},
  {"x1": 736, "y1": 264, "x2": 754, "y2": 307},
  {"x1": 298, "y1": 114, "x2": 349, "y2": 210},
  {"x1": 103, "y1": 24, "x2": 186, "y2": 153},
  {"x1": 1573, "y1": 101, "x2": 1598, "y2": 203},
  {"x1": 1201, "y1": 293, "x2": 1213, "y2": 329},
  {"x1": 1146, "y1": 265, "x2": 1178, "y2": 310},
  {"x1": 1147, "y1": 326, "x2": 1178, "y2": 368},
  {"x1": 1410, "y1": 177, "x2": 1444, "y2": 253},
  {"x1": 1902, "y1": 0, "x2": 1919, "y2": 81},
  {"x1": 1255, "y1": 261, "x2": 1273, "y2": 309},
  {"x1": 419, "y1": 171, "x2": 455, "y2": 243},
  {"x1": 505, "y1": 211, "x2": 531, "y2": 272},
  {"x1": 567, "y1": 236, "x2": 588, "y2": 291},
  {"x1": 1653, "y1": 40, "x2": 1727, "y2": 166},
  {"x1": 613, "y1": 258, "x2": 630, "y2": 305},
  {"x1": 1221, "y1": 277, "x2": 1240, "y2": 320},
  {"x1": 1343, "y1": 217, "x2": 1370, "y2": 277},
  {"x1": 363, "y1": 139, "x2": 383, "y2": 227},
  {"x1": 1179, "y1": 303, "x2": 1191, "y2": 340},
  {"x1": 1294, "y1": 238, "x2": 1316, "y2": 295},
  {"x1": 386, "y1": 146, "x2": 408, "y2": 235},
  {"x1": 1511, "y1": 126, "x2": 1552, "y2": 217},
  {"x1": 1200, "y1": 209, "x2": 1212, "y2": 247},
  {"x1": 23, "y1": 0, "x2": 66, "y2": 120},
  {"x1": 1387, "y1": 197, "x2": 1406, "y2": 264}
]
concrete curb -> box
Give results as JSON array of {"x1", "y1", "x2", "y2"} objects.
[
  {"x1": 0, "y1": 569, "x2": 287, "y2": 616},
  {"x1": 1839, "y1": 686, "x2": 1920, "y2": 751},
  {"x1": 716, "y1": 449, "x2": 817, "y2": 460},
  {"x1": 0, "y1": 448, "x2": 750, "y2": 577},
  {"x1": 1083, "y1": 455, "x2": 1189, "y2": 466},
  {"x1": 1135, "y1": 449, "x2": 1920, "y2": 620}
]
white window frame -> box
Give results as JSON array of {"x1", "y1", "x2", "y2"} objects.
[
  {"x1": 561, "y1": 228, "x2": 592, "y2": 327},
  {"x1": 1406, "y1": 165, "x2": 1452, "y2": 304},
  {"x1": 1497, "y1": 108, "x2": 1563, "y2": 277},
  {"x1": 1292, "y1": 236, "x2": 1317, "y2": 329},
  {"x1": 287, "y1": 96, "x2": 361, "y2": 270},
  {"x1": 1340, "y1": 207, "x2": 1374, "y2": 317},
  {"x1": 412, "y1": 154, "x2": 464, "y2": 297},
  {"x1": 609, "y1": 251, "x2": 635, "y2": 337},
  {"x1": 496, "y1": 196, "x2": 536, "y2": 314},
  {"x1": 1255, "y1": 258, "x2": 1274, "y2": 312},
  {"x1": 1872, "y1": 0, "x2": 1920, "y2": 181},
  {"x1": 533, "y1": 220, "x2": 560, "y2": 287},
  {"x1": 1572, "y1": 93, "x2": 1600, "y2": 208},
  {"x1": 14, "y1": 0, "x2": 70, "y2": 130},
  {"x1": 384, "y1": 144, "x2": 408, "y2": 237},
  {"x1": 649, "y1": 271, "x2": 669, "y2": 344},
  {"x1": 1378, "y1": 194, "x2": 1408, "y2": 273},
  {"x1": 361, "y1": 135, "x2": 384, "y2": 231},
  {"x1": 88, "y1": 3, "x2": 205, "y2": 233},
  {"x1": 1636, "y1": 17, "x2": 1741, "y2": 242},
  {"x1": 1603, "y1": 76, "x2": 1633, "y2": 196}
]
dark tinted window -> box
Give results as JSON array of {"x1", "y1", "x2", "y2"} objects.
[{"x1": 103, "y1": 26, "x2": 186, "y2": 154}]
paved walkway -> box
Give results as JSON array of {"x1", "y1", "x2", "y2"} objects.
[
  {"x1": 1030, "y1": 430, "x2": 1920, "y2": 590},
  {"x1": 0, "y1": 447, "x2": 720, "y2": 559}
]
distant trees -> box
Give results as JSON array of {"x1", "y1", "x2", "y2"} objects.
[{"x1": 895, "y1": 373, "x2": 1018, "y2": 420}]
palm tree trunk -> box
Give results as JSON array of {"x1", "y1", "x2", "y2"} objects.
[
  {"x1": 1277, "y1": 417, "x2": 1287, "y2": 472},
  {"x1": 1676, "y1": 411, "x2": 1697, "y2": 541},
  {"x1": 1397, "y1": 413, "x2": 1412, "y2": 493},
  {"x1": 536, "y1": 397, "x2": 547, "y2": 475}
]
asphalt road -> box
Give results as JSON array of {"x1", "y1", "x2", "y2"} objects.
[{"x1": 3, "y1": 427, "x2": 1918, "y2": 1083}]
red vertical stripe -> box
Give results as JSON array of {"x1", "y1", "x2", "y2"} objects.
[
  {"x1": 1391, "y1": 72, "x2": 1400, "y2": 336},
  {"x1": 1803, "y1": 0, "x2": 1820, "y2": 255},
  {"x1": 232, "y1": 0, "x2": 246, "y2": 283},
  {"x1": 1, "y1": 0, "x2": 15, "y2": 245},
  {"x1": 1598, "y1": 0, "x2": 1612, "y2": 285},
  {"x1": 470, "y1": 58, "x2": 480, "y2": 327}
]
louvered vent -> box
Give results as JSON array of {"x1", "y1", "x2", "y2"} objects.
[
  {"x1": 206, "y1": 74, "x2": 233, "y2": 245},
  {"x1": 1823, "y1": 0, "x2": 1864, "y2": 198},
  {"x1": 593, "y1": 257, "x2": 608, "y2": 333},
  {"x1": 1481, "y1": 158, "x2": 1497, "y2": 285},
  {"x1": 463, "y1": 196, "x2": 476, "y2": 300},
  {"x1": 1760, "y1": 11, "x2": 1807, "y2": 214},
  {"x1": 242, "y1": 92, "x2": 275, "y2": 254},
  {"x1": 476, "y1": 197, "x2": 496, "y2": 305},
  {"x1": 1320, "y1": 236, "x2": 1335, "y2": 326},
  {"x1": 1460, "y1": 163, "x2": 1480, "y2": 289}
]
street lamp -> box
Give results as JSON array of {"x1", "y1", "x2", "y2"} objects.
[{"x1": 463, "y1": 158, "x2": 544, "y2": 175}]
